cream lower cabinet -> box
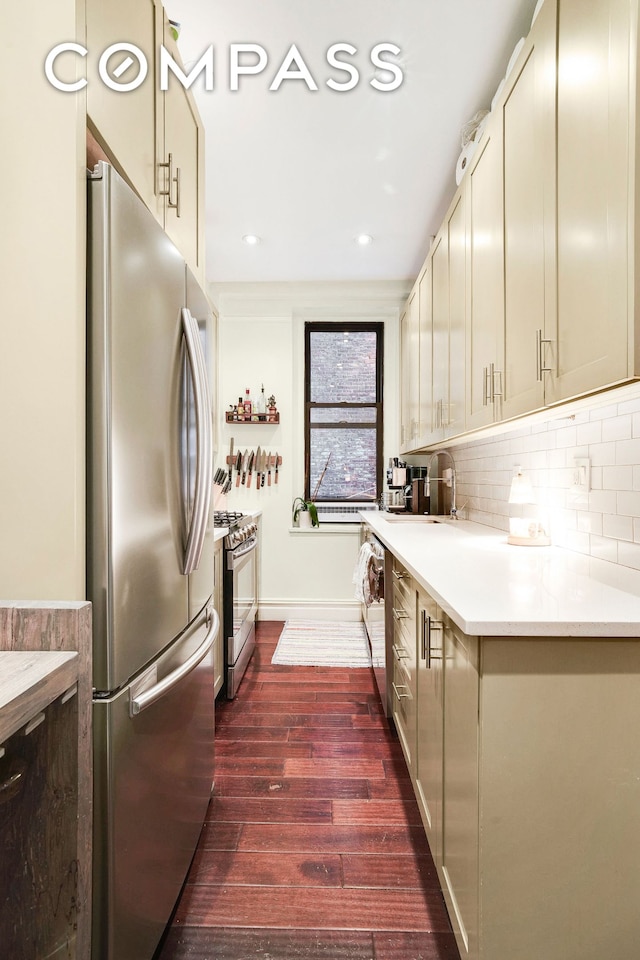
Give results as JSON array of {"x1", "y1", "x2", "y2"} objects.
[
  {"x1": 86, "y1": 0, "x2": 205, "y2": 281},
  {"x1": 414, "y1": 589, "x2": 443, "y2": 865},
  {"x1": 390, "y1": 557, "x2": 417, "y2": 771},
  {"x1": 402, "y1": 568, "x2": 640, "y2": 960},
  {"x1": 213, "y1": 539, "x2": 224, "y2": 697}
]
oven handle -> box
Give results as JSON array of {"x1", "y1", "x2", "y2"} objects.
[
  {"x1": 228, "y1": 535, "x2": 258, "y2": 568},
  {"x1": 130, "y1": 608, "x2": 219, "y2": 716}
]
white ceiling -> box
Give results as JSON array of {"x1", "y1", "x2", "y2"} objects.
[{"x1": 167, "y1": 0, "x2": 538, "y2": 284}]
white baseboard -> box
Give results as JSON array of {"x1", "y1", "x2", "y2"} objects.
[{"x1": 258, "y1": 600, "x2": 362, "y2": 622}]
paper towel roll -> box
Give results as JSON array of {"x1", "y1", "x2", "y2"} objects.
[
  {"x1": 531, "y1": 0, "x2": 545, "y2": 27},
  {"x1": 505, "y1": 38, "x2": 525, "y2": 80},
  {"x1": 455, "y1": 140, "x2": 477, "y2": 186}
]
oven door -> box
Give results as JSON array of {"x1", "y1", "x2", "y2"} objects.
[{"x1": 226, "y1": 534, "x2": 258, "y2": 698}]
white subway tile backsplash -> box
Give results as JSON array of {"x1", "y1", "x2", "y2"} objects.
[
  {"x1": 588, "y1": 490, "x2": 618, "y2": 515},
  {"x1": 617, "y1": 491, "x2": 640, "y2": 518},
  {"x1": 618, "y1": 395, "x2": 640, "y2": 416},
  {"x1": 602, "y1": 466, "x2": 633, "y2": 491},
  {"x1": 617, "y1": 541, "x2": 640, "y2": 571},
  {"x1": 588, "y1": 441, "x2": 618, "y2": 467},
  {"x1": 602, "y1": 514, "x2": 633, "y2": 541},
  {"x1": 602, "y1": 414, "x2": 632, "y2": 442},
  {"x1": 590, "y1": 536, "x2": 618, "y2": 563},
  {"x1": 576, "y1": 421, "x2": 602, "y2": 445},
  {"x1": 615, "y1": 438, "x2": 640, "y2": 465}
]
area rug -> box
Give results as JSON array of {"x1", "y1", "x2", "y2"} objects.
[{"x1": 271, "y1": 620, "x2": 372, "y2": 668}]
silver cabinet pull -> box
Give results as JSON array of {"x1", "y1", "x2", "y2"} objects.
[
  {"x1": 492, "y1": 365, "x2": 503, "y2": 400},
  {"x1": 392, "y1": 681, "x2": 411, "y2": 701},
  {"x1": 158, "y1": 152, "x2": 181, "y2": 215},
  {"x1": 536, "y1": 329, "x2": 552, "y2": 381},
  {"x1": 393, "y1": 607, "x2": 409, "y2": 620},
  {"x1": 392, "y1": 569, "x2": 407, "y2": 580},
  {"x1": 482, "y1": 366, "x2": 489, "y2": 406},
  {"x1": 393, "y1": 643, "x2": 409, "y2": 660},
  {"x1": 422, "y1": 612, "x2": 444, "y2": 668}
]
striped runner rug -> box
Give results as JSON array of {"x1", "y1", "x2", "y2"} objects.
[{"x1": 271, "y1": 620, "x2": 372, "y2": 668}]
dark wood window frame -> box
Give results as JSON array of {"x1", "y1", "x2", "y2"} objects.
[{"x1": 304, "y1": 321, "x2": 384, "y2": 502}]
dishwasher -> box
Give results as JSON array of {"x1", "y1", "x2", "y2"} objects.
[{"x1": 358, "y1": 524, "x2": 389, "y2": 715}]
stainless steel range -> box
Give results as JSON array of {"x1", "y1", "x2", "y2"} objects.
[{"x1": 214, "y1": 512, "x2": 259, "y2": 698}]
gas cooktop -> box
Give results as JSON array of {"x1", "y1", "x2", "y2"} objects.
[{"x1": 213, "y1": 510, "x2": 246, "y2": 529}]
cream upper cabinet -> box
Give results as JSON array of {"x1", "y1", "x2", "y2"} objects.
[
  {"x1": 86, "y1": 0, "x2": 162, "y2": 220},
  {"x1": 87, "y1": 0, "x2": 205, "y2": 281},
  {"x1": 465, "y1": 126, "x2": 505, "y2": 431},
  {"x1": 417, "y1": 262, "x2": 434, "y2": 445},
  {"x1": 400, "y1": 283, "x2": 420, "y2": 452},
  {"x1": 161, "y1": 18, "x2": 206, "y2": 280},
  {"x1": 502, "y1": 0, "x2": 557, "y2": 419},
  {"x1": 551, "y1": 0, "x2": 631, "y2": 402},
  {"x1": 429, "y1": 192, "x2": 466, "y2": 443},
  {"x1": 415, "y1": 588, "x2": 444, "y2": 868}
]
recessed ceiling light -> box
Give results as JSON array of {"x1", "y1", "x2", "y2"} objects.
[
  {"x1": 242, "y1": 234, "x2": 261, "y2": 245},
  {"x1": 356, "y1": 234, "x2": 373, "y2": 246}
]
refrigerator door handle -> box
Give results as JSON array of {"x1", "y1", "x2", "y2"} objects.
[
  {"x1": 129, "y1": 608, "x2": 219, "y2": 716},
  {"x1": 181, "y1": 307, "x2": 213, "y2": 575}
]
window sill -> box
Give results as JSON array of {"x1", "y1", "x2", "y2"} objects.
[{"x1": 289, "y1": 524, "x2": 360, "y2": 535}]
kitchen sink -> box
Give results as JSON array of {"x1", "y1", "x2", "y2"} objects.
[{"x1": 384, "y1": 514, "x2": 440, "y2": 522}]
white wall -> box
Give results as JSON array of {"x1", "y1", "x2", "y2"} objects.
[
  {"x1": 0, "y1": 0, "x2": 86, "y2": 600},
  {"x1": 408, "y1": 382, "x2": 640, "y2": 571},
  {"x1": 211, "y1": 280, "x2": 408, "y2": 620}
]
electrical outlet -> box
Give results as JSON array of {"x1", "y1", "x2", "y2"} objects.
[{"x1": 572, "y1": 457, "x2": 591, "y2": 494}]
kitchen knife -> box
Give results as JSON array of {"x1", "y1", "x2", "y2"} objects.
[
  {"x1": 267, "y1": 451, "x2": 272, "y2": 486},
  {"x1": 274, "y1": 452, "x2": 279, "y2": 484},
  {"x1": 261, "y1": 450, "x2": 267, "y2": 487},
  {"x1": 246, "y1": 449, "x2": 255, "y2": 487},
  {"x1": 253, "y1": 446, "x2": 261, "y2": 489},
  {"x1": 235, "y1": 449, "x2": 242, "y2": 485},
  {"x1": 241, "y1": 449, "x2": 249, "y2": 485},
  {"x1": 228, "y1": 437, "x2": 234, "y2": 485}
]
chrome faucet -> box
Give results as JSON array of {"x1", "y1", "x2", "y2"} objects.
[{"x1": 424, "y1": 449, "x2": 457, "y2": 518}]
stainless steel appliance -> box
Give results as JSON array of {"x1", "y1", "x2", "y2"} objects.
[
  {"x1": 87, "y1": 162, "x2": 218, "y2": 960},
  {"x1": 221, "y1": 514, "x2": 259, "y2": 698},
  {"x1": 358, "y1": 525, "x2": 388, "y2": 714}
]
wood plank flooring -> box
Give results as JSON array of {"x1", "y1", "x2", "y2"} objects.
[{"x1": 155, "y1": 621, "x2": 461, "y2": 960}]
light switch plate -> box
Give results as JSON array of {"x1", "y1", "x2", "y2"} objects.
[{"x1": 572, "y1": 457, "x2": 591, "y2": 494}]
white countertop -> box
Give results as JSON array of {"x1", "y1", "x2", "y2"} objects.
[{"x1": 362, "y1": 513, "x2": 640, "y2": 638}]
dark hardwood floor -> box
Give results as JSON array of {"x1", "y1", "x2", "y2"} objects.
[{"x1": 155, "y1": 621, "x2": 461, "y2": 960}]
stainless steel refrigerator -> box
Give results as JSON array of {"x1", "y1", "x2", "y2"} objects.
[{"x1": 87, "y1": 162, "x2": 218, "y2": 960}]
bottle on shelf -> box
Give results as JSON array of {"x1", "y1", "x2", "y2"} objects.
[
  {"x1": 244, "y1": 388, "x2": 252, "y2": 419},
  {"x1": 237, "y1": 395, "x2": 244, "y2": 420},
  {"x1": 256, "y1": 384, "x2": 266, "y2": 417}
]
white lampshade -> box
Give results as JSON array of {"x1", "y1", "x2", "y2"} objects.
[{"x1": 508, "y1": 468, "x2": 534, "y2": 505}]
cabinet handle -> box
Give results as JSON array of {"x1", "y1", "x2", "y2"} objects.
[
  {"x1": 392, "y1": 569, "x2": 407, "y2": 580},
  {"x1": 536, "y1": 329, "x2": 552, "y2": 381},
  {"x1": 422, "y1": 613, "x2": 444, "y2": 668},
  {"x1": 393, "y1": 607, "x2": 409, "y2": 621},
  {"x1": 482, "y1": 366, "x2": 489, "y2": 406},
  {"x1": 392, "y1": 681, "x2": 411, "y2": 701},
  {"x1": 158, "y1": 152, "x2": 181, "y2": 216},
  {"x1": 492, "y1": 365, "x2": 503, "y2": 400},
  {"x1": 393, "y1": 643, "x2": 409, "y2": 660}
]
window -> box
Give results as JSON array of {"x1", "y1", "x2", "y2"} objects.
[{"x1": 304, "y1": 322, "x2": 383, "y2": 503}]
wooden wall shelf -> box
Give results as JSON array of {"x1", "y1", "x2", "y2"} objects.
[{"x1": 225, "y1": 412, "x2": 279, "y2": 424}]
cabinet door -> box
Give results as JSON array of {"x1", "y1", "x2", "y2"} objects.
[
  {"x1": 400, "y1": 284, "x2": 420, "y2": 452},
  {"x1": 552, "y1": 0, "x2": 630, "y2": 401},
  {"x1": 86, "y1": 0, "x2": 162, "y2": 222},
  {"x1": 447, "y1": 193, "x2": 466, "y2": 438},
  {"x1": 502, "y1": 0, "x2": 556, "y2": 418},
  {"x1": 418, "y1": 263, "x2": 434, "y2": 445},
  {"x1": 415, "y1": 589, "x2": 444, "y2": 868},
  {"x1": 213, "y1": 541, "x2": 224, "y2": 697},
  {"x1": 465, "y1": 127, "x2": 504, "y2": 431},
  {"x1": 431, "y1": 228, "x2": 449, "y2": 441},
  {"x1": 441, "y1": 620, "x2": 479, "y2": 959},
  {"x1": 391, "y1": 561, "x2": 417, "y2": 773},
  {"x1": 162, "y1": 24, "x2": 205, "y2": 279}
]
